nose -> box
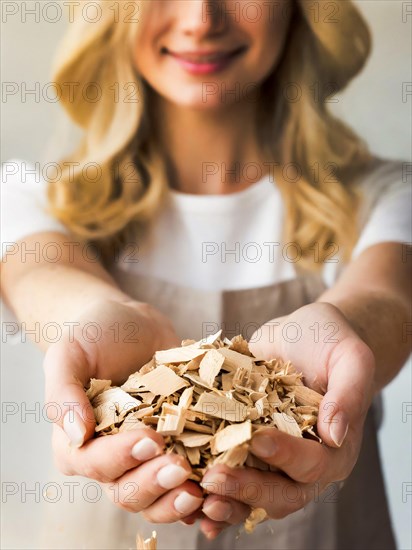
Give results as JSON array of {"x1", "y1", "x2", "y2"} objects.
[{"x1": 177, "y1": 0, "x2": 225, "y2": 38}]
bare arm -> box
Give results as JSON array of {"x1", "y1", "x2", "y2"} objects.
[
  {"x1": 200, "y1": 242, "x2": 411, "y2": 536},
  {"x1": 0, "y1": 231, "x2": 205, "y2": 524},
  {"x1": 1, "y1": 231, "x2": 175, "y2": 352},
  {"x1": 319, "y1": 242, "x2": 411, "y2": 391}
]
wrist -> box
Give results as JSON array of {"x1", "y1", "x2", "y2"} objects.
[{"x1": 120, "y1": 299, "x2": 180, "y2": 352}]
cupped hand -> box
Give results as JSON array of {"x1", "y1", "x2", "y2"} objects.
[
  {"x1": 43, "y1": 299, "x2": 203, "y2": 521},
  {"x1": 200, "y1": 302, "x2": 376, "y2": 539}
]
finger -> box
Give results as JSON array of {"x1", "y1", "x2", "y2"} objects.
[
  {"x1": 249, "y1": 427, "x2": 336, "y2": 483},
  {"x1": 140, "y1": 481, "x2": 203, "y2": 523},
  {"x1": 180, "y1": 509, "x2": 204, "y2": 525},
  {"x1": 318, "y1": 336, "x2": 375, "y2": 448},
  {"x1": 104, "y1": 453, "x2": 192, "y2": 513},
  {"x1": 199, "y1": 517, "x2": 228, "y2": 540},
  {"x1": 52, "y1": 424, "x2": 165, "y2": 482},
  {"x1": 201, "y1": 465, "x2": 312, "y2": 520},
  {"x1": 44, "y1": 339, "x2": 96, "y2": 447},
  {"x1": 202, "y1": 494, "x2": 250, "y2": 524}
]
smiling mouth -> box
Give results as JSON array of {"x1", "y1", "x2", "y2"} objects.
[{"x1": 161, "y1": 46, "x2": 246, "y2": 65}]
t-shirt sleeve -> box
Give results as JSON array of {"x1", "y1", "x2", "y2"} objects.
[
  {"x1": 1, "y1": 159, "x2": 69, "y2": 260},
  {"x1": 352, "y1": 159, "x2": 412, "y2": 258},
  {"x1": 322, "y1": 159, "x2": 411, "y2": 288}
]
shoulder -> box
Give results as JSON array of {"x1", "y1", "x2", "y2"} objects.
[
  {"x1": 354, "y1": 157, "x2": 409, "y2": 203},
  {"x1": 1, "y1": 158, "x2": 46, "y2": 193},
  {"x1": 353, "y1": 157, "x2": 410, "y2": 223},
  {"x1": 1, "y1": 159, "x2": 68, "y2": 254}
]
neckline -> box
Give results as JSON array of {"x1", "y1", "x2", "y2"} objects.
[{"x1": 167, "y1": 173, "x2": 278, "y2": 213}]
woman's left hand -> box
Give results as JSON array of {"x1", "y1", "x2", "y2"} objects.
[{"x1": 198, "y1": 302, "x2": 376, "y2": 539}]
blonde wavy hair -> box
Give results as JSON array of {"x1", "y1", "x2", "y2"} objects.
[{"x1": 48, "y1": 0, "x2": 372, "y2": 268}]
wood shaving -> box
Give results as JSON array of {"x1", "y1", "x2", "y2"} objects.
[
  {"x1": 136, "y1": 531, "x2": 157, "y2": 550},
  {"x1": 87, "y1": 332, "x2": 323, "y2": 542}
]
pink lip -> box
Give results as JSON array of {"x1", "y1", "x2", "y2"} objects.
[{"x1": 165, "y1": 48, "x2": 244, "y2": 75}]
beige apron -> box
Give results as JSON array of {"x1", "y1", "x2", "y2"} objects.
[{"x1": 40, "y1": 270, "x2": 396, "y2": 550}]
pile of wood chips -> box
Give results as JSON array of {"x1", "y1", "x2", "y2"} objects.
[{"x1": 86, "y1": 331, "x2": 323, "y2": 542}]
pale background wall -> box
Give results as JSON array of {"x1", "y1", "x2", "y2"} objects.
[{"x1": 1, "y1": 1, "x2": 411, "y2": 549}]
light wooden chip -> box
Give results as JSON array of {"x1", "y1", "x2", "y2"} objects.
[
  {"x1": 212, "y1": 443, "x2": 249, "y2": 468},
  {"x1": 155, "y1": 347, "x2": 207, "y2": 365},
  {"x1": 196, "y1": 330, "x2": 223, "y2": 347},
  {"x1": 244, "y1": 508, "x2": 268, "y2": 534},
  {"x1": 221, "y1": 372, "x2": 234, "y2": 391},
  {"x1": 272, "y1": 412, "x2": 302, "y2": 437},
  {"x1": 210, "y1": 420, "x2": 252, "y2": 454},
  {"x1": 178, "y1": 386, "x2": 194, "y2": 408},
  {"x1": 138, "y1": 365, "x2": 189, "y2": 396},
  {"x1": 229, "y1": 335, "x2": 252, "y2": 356},
  {"x1": 216, "y1": 347, "x2": 254, "y2": 373},
  {"x1": 121, "y1": 372, "x2": 144, "y2": 393},
  {"x1": 186, "y1": 447, "x2": 201, "y2": 465},
  {"x1": 193, "y1": 392, "x2": 248, "y2": 422},
  {"x1": 86, "y1": 378, "x2": 112, "y2": 401},
  {"x1": 94, "y1": 400, "x2": 118, "y2": 432},
  {"x1": 292, "y1": 385, "x2": 323, "y2": 407},
  {"x1": 176, "y1": 432, "x2": 213, "y2": 447},
  {"x1": 136, "y1": 531, "x2": 157, "y2": 550},
  {"x1": 199, "y1": 349, "x2": 225, "y2": 387}
]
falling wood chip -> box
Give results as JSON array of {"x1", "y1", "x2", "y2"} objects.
[
  {"x1": 244, "y1": 508, "x2": 268, "y2": 534},
  {"x1": 87, "y1": 331, "x2": 323, "y2": 547},
  {"x1": 136, "y1": 531, "x2": 157, "y2": 550}
]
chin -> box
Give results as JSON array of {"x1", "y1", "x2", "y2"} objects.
[{"x1": 161, "y1": 85, "x2": 241, "y2": 111}]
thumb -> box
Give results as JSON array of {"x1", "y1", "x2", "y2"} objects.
[
  {"x1": 43, "y1": 339, "x2": 97, "y2": 448},
  {"x1": 317, "y1": 337, "x2": 375, "y2": 448},
  {"x1": 248, "y1": 317, "x2": 287, "y2": 359}
]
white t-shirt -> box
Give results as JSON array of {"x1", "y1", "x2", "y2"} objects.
[{"x1": 1, "y1": 158, "x2": 411, "y2": 292}]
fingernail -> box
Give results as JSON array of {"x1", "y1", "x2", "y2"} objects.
[
  {"x1": 201, "y1": 472, "x2": 238, "y2": 493},
  {"x1": 203, "y1": 500, "x2": 232, "y2": 521},
  {"x1": 131, "y1": 438, "x2": 162, "y2": 461},
  {"x1": 157, "y1": 464, "x2": 189, "y2": 489},
  {"x1": 329, "y1": 415, "x2": 349, "y2": 447},
  {"x1": 251, "y1": 434, "x2": 277, "y2": 457},
  {"x1": 174, "y1": 491, "x2": 203, "y2": 515},
  {"x1": 63, "y1": 411, "x2": 86, "y2": 448}
]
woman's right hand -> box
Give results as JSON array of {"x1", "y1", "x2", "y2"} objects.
[{"x1": 43, "y1": 299, "x2": 204, "y2": 521}]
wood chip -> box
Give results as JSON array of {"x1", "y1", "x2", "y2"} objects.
[
  {"x1": 199, "y1": 349, "x2": 225, "y2": 387},
  {"x1": 155, "y1": 347, "x2": 207, "y2": 365},
  {"x1": 272, "y1": 412, "x2": 303, "y2": 437},
  {"x1": 86, "y1": 378, "x2": 112, "y2": 401},
  {"x1": 193, "y1": 392, "x2": 248, "y2": 422},
  {"x1": 86, "y1": 330, "x2": 323, "y2": 548},
  {"x1": 138, "y1": 365, "x2": 189, "y2": 396},
  {"x1": 244, "y1": 508, "x2": 268, "y2": 534},
  {"x1": 136, "y1": 531, "x2": 157, "y2": 550},
  {"x1": 292, "y1": 385, "x2": 323, "y2": 407},
  {"x1": 210, "y1": 420, "x2": 252, "y2": 454},
  {"x1": 176, "y1": 432, "x2": 213, "y2": 447},
  {"x1": 216, "y1": 347, "x2": 254, "y2": 373}
]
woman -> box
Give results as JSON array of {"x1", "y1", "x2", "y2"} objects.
[{"x1": 1, "y1": 1, "x2": 410, "y2": 549}]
